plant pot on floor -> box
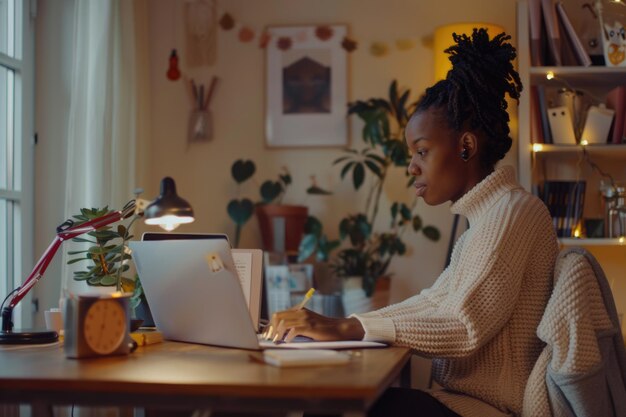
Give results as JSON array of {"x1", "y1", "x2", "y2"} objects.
[
  {"x1": 255, "y1": 204, "x2": 308, "y2": 254},
  {"x1": 342, "y1": 275, "x2": 391, "y2": 316}
]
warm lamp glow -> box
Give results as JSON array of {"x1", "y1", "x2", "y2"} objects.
[
  {"x1": 546, "y1": 71, "x2": 555, "y2": 80},
  {"x1": 532, "y1": 143, "x2": 544, "y2": 152},
  {"x1": 619, "y1": 236, "x2": 625, "y2": 244},
  {"x1": 580, "y1": 139, "x2": 589, "y2": 146},
  {"x1": 433, "y1": 23, "x2": 505, "y2": 81},
  {"x1": 145, "y1": 214, "x2": 194, "y2": 231}
]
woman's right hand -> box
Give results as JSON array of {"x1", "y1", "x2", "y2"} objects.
[{"x1": 265, "y1": 308, "x2": 365, "y2": 343}]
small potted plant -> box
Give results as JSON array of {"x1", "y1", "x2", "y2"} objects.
[
  {"x1": 227, "y1": 160, "x2": 331, "y2": 251},
  {"x1": 298, "y1": 80, "x2": 440, "y2": 314},
  {"x1": 66, "y1": 206, "x2": 137, "y2": 291}
]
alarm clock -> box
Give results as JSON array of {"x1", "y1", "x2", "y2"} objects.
[{"x1": 64, "y1": 294, "x2": 133, "y2": 359}]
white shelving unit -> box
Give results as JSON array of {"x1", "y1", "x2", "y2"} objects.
[{"x1": 517, "y1": 1, "x2": 626, "y2": 245}]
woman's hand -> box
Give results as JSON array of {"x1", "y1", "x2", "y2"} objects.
[{"x1": 265, "y1": 308, "x2": 365, "y2": 343}]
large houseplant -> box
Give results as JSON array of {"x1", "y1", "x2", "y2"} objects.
[{"x1": 299, "y1": 80, "x2": 440, "y2": 298}]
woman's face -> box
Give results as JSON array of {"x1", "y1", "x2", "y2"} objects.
[{"x1": 405, "y1": 109, "x2": 473, "y2": 205}]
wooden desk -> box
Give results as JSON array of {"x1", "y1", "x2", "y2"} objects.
[{"x1": 0, "y1": 341, "x2": 412, "y2": 416}]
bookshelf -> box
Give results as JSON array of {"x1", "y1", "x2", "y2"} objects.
[
  {"x1": 517, "y1": 1, "x2": 626, "y2": 331},
  {"x1": 517, "y1": 1, "x2": 626, "y2": 244}
]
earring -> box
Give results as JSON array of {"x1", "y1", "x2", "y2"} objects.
[{"x1": 460, "y1": 148, "x2": 470, "y2": 161}]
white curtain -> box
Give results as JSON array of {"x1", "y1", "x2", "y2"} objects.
[{"x1": 61, "y1": 0, "x2": 137, "y2": 297}]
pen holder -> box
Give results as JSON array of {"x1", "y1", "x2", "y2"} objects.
[{"x1": 188, "y1": 109, "x2": 212, "y2": 143}]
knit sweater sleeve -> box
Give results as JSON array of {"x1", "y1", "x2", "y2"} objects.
[{"x1": 356, "y1": 195, "x2": 544, "y2": 358}]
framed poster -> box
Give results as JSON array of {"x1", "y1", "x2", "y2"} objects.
[{"x1": 265, "y1": 25, "x2": 349, "y2": 148}]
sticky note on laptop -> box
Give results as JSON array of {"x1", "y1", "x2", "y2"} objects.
[{"x1": 262, "y1": 349, "x2": 350, "y2": 367}]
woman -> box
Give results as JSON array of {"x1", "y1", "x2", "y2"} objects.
[{"x1": 268, "y1": 29, "x2": 559, "y2": 417}]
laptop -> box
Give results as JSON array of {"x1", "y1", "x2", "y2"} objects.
[{"x1": 130, "y1": 238, "x2": 386, "y2": 350}]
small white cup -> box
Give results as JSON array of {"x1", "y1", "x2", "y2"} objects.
[{"x1": 44, "y1": 308, "x2": 63, "y2": 333}]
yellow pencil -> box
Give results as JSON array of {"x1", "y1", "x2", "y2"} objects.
[{"x1": 294, "y1": 288, "x2": 316, "y2": 310}]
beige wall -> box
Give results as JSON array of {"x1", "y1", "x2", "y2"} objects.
[
  {"x1": 144, "y1": 0, "x2": 518, "y2": 307},
  {"x1": 34, "y1": 0, "x2": 519, "y2": 387}
]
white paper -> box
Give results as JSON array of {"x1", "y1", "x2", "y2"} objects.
[
  {"x1": 232, "y1": 252, "x2": 252, "y2": 306},
  {"x1": 258, "y1": 339, "x2": 387, "y2": 350}
]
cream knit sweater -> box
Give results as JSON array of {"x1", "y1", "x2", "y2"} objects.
[{"x1": 354, "y1": 166, "x2": 559, "y2": 417}]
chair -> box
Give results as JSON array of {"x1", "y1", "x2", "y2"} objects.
[{"x1": 523, "y1": 247, "x2": 626, "y2": 417}]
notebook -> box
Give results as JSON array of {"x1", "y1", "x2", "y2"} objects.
[{"x1": 129, "y1": 239, "x2": 386, "y2": 351}]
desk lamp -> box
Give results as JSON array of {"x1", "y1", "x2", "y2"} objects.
[{"x1": 0, "y1": 177, "x2": 194, "y2": 344}]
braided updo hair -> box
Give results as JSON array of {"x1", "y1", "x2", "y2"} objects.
[{"x1": 415, "y1": 28, "x2": 523, "y2": 168}]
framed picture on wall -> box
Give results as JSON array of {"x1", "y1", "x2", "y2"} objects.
[{"x1": 265, "y1": 25, "x2": 349, "y2": 148}]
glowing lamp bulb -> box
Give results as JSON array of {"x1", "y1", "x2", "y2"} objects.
[
  {"x1": 532, "y1": 143, "x2": 544, "y2": 152},
  {"x1": 546, "y1": 71, "x2": 555, "y2": 80},
  {"x1": 580, "y1": 139, "x2": 589, "y2": 146}
]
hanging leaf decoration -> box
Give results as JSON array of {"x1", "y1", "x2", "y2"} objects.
[
  {"x1": 277, "y1": 37, "x2": 292, "y2": 51},
  {"x1": 315, "y1": 25, "x2": 334, "y2": 41},
  {"x1": 370, "y1": 42, "x2": 390, "y2": 57},
  {"x1": 238, "y1": 26, "x2": 255, "y2": 42},
  {"x1": 219, "y1": 13, "x2": 235, "y2": 30},
  {"x1": 259, "y1": 31, "x2": 271, "y2": 48},
  {"x1": 342, "y1": 37, "x2": 358, "y2": 52}
]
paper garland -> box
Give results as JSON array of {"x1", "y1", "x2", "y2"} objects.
[{"x1": 217, "y1": 11, "x2": 420, "y2": 57}]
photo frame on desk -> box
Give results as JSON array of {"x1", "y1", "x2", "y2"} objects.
[{"x1": 264, "y1": 24, "x2": 349, "y2": 148}]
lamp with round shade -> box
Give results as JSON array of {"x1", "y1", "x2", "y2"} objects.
[
  {"x1": 433, "y1": 23, "x2": 505, "y2": 81},
  {"x1": 143, "y1": 177, "x2": 195, "y2": 231}
]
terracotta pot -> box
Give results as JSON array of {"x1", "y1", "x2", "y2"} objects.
[{"x1": 255, "y1": 204, "x2": 308, "y2": 254}]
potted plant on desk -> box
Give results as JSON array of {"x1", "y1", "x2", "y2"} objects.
[{"x1": 298, "y1": 80, "x2": 441, "y2": 314}]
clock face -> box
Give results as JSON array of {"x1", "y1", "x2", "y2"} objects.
[{"x1": 83, "y1": 299, "x2": 127, "y2": 355}]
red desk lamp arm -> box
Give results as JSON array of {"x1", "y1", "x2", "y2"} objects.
[{"x1": 6, "y1": 201, "x2": 137, "y2": 310}]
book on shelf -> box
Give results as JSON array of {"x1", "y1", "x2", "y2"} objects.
[
  {"x1": 528, "y1": 0, "x2": 547, "y2": 66},
  {"x1": 528, "y1": 0, "x2": 596, "y2": 67},
  {"x1": 530, "y1": 86, "x2": 546, "y2": 143},
  {"x1": 606, "y1": 85, "x2": 626, "y2": 144},
  {"x1": 540, "y1": 0, "x2": 562, "y2": 66},
  {"x1": 536, "y1": 85, "x2": 553, "y2": 143},
  {"x1": 541, "y1": 180, "x2": 586, "y2": 237},
  {"x1": 555, "y1": 1, "x2": 592, "y2": 67}
]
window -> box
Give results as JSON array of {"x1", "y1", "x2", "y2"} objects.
[{"x1": 1, "y1": 0, "x2": 34, "y2": 328}]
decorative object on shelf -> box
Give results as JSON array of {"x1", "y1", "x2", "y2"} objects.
[
  {"x1": 227, "y1": 159, "x2": 331, "y2": 250},
  {"x1": 547, "y1": 105, "x2": 578, "y2": 144},
  {"x1": 597, "y1": 0, "x2": 626, "y2": 66},
  {"x1": 184, "y1": 0, "x2": 217, "y2": 67},
  {"x1": 64, "y1": 293, "x2": 135, "y2": 359},
  {"x1": 580, "y1": 104, "x2": 615, "y2": 144},
  {"x1": 601, "y1": 182, "x2": 626, "y2": 237},
  {"x1": 0, "y1": 177, "x2": 194, "y2": 345},
  {"x1": 187, "y1": 76, "x2": 219, "y2": 143},
  {"x1": 298, "y1": 80, "x2": 441, "y2": 298},
  {"x1": 265, "y1": 25, "x2": 348, "y2": 148},
  {"x1": 166, "y1": 49, "x2": 181, "y2": 81}
]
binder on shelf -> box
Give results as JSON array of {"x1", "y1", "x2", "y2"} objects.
[
  {"x1": 606, "y1": 86, "x2": 626, "y2": 144},
  {"x1": 555, "y1": 1, "x2": 592, "y2": 67},
  {"x1": 528, "y1": 0, "x2": 546, "y2": 66},
  {"x1": 530, "y1": 86, "x2": 545, "y2": 143},
  {"x1": 541, "y1": 0, "x2": 562, "y2": 66},
  {"x1": 537, "y1": 85, "x2": 553, "y2": 143}
]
